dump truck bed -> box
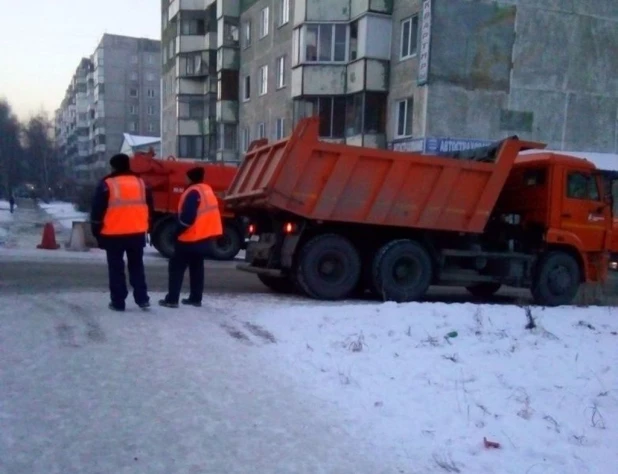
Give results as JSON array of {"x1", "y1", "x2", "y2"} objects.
[{"x1": 225, "y1": 118, "x2": 545, "y2": 234}]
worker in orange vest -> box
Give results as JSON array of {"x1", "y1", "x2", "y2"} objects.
[
  {"x1": 90, "y1": 153, "x2": 154, "y2": 311},
  {"x1": 159, "y1": 167, "x2": 223, "y2": 308}
]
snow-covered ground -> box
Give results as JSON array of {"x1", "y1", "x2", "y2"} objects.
[
  {"x1": 2, "y1": 291, "x2": 616, "y2": 473},
  {"x1": 39, "y1": 201, "x2": 88, "y2": 230},
  {"x1": 0, "y1": 199, "x2": 15, "y2": 244}
]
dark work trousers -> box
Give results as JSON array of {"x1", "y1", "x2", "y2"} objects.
[
  {"x1": 106, "y1": 246, "x2": 149, "y2": 309},
  {"x1": 167, "y1": 245, "x2": 205, "y2": 304}
]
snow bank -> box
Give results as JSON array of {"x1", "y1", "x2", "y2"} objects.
[
  {"x1": 0, "y1": 200, "x2": 14, "y2": 244},
  {"x1": 226, "y1": 297, "x2": 618, "y2": 474},
  {"x1": 39, "y1": 201, "x2": 87, "y2": 230},
  {"x1": 0, "y1": 200, "x2": 14, "y2": 223}
]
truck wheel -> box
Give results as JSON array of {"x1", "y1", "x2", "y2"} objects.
[
  {"x1": 258, "y1": 274, "x2": 297, "y2": 294},
  {"x1": 206, "y1": 224, "x2": 242, "y2": 261},
  {"x1": 372, "y1": 239, "x2": 432, "y2": 303},
  {"x1": 155, "y1": 220, "x2": 177, "y2": 259},
  {"x1": 466, "y1": 282, "x2": 502, "y2": 298},
  {"x1": 296, "y1": 234, "x2": 361, "y2": 300},
  {"x1": 532, "y1": 251, "x2": 581, "y2": 306}
]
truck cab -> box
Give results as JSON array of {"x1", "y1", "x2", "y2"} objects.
[{"x1": 496, "y1": 153, "x2": 614, "y2": 285}]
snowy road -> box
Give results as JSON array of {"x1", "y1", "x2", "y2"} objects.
[
  {"x1": 1, "y1": 292, "x2": 617, "y2": 474},
  {"x1": 0, "y1": 292, "x2": 401, "y2": 474}
]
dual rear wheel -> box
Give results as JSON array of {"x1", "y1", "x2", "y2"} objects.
[{"x1": 258, "y1": 234, "x2": 433, "y2": 302}]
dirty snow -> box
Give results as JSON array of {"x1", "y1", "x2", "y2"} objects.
[
  {"x1": 2, "y1": 291, "x2": 617, "y2": 473},
  {"x1": 39, "y1": 201, "x2": 87, "y2": 230}
]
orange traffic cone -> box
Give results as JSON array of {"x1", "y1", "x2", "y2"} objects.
[{"x1": 37, "y1": 222, "x2": 60, "y2": 250}]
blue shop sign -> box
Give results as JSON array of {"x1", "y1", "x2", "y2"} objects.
[{"x1": 389, "y1": 137, "x2": 493, "y2": 155}]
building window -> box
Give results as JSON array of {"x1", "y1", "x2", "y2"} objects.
[
  {"x1": 305, "y1": 24, "x2": 347, "y2": 62},
  {"x1": 179, "y1": 135, "x2": 206, "y2": 158},
  {"x1": 400, "y1": 15, "x2": 419, "y2": 59},
  {"x1": 275, "y1": 117, "x2": 285, "y2": 140},
  {"x1": 243, "y1": 75, "x2": 251, "y2": 101},
  {"x1": 147, "y1": 105, "x2": 156, "y2": 115},
  {"x1": 260, "y1": 7, "x2": 269, "y2": 38},
  {"x1": 129, "y1": 88, "x2": 138, "y2": 98},
  {"x1": 129, "y1": 105, "x2": 138, "y2": 115},
  {"x1": 395, "y1": 98, "x2": 413, "y2": 137},
  {"x1": 219, "y1": 124, "x2": 237, "y2": 151},
  {"x1": 278, "y1": 0, "x2": 290, "y2": 26},
  {"x1": 276, "y1": 56, "x2": 286, "y2": 89},
  {"x1": 224, "y1": 23, "x2": 239, "y2": 45},
  {"x1": 147, "y1": 88, "x2": 156, "y2": 98},
  {"x1": 364, "y1": 92, "x2": 387, "y2": 134},
  {"x1": 130, "y1": 72, "x2": 138, "y2": 81},
  {"x1": 131, "y1": 55, "x2": 138, "y2": 64},
  {"x1": 148, "y1": 123, "x2": 156, "y2": 133},
  {"x1": 257, "y1": 122, "x2": 266, "y2": 138},
  {"x1": 178, "y1": 95, "x2": 211, "y2": 119},
  {"x1": 258, "y1": 65, "x2": 268, "y2": 95},
  {"x1": 129, "y1": 122, "x2": 137, "y2": 132},
  {"x1": 297, "y1": 96, "x2": 345, "y2": 138},
  {"x1": 181, "y1": 18, "x2": 206, "y2": 35},
  {"x1": 147, "y1": 72, "x2": 156, "y2": 81},
  {"x1": 243, "y1": 21, "x2": 252, "y2": 47},
  {"x1": 350, "y1": 21, "x2": 358, "y2": 61},
  {"x1": 242, "y1": 127, "x2": 251, "y2": 151},
  {"x1": 183, "y1": 53, "x2": 204, "y2": 76},
  {"x1": 147, "y1": 54, "x2": 156, "y2": 64}
]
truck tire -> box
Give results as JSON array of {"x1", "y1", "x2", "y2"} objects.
[
  {"x1": 206, "y1": 223, "x2": 242, "y2": 261},
  {"x1": 258, "y1": 274, "x2": 297, "y2": 294},
  {"x1": 531, "y1": 251, "x2": 581, "y2": 306},
  {"x1": 466, "y1": 282, "x2": 502, "y2": 298},
  {"x1": 372, "y1": 239, "x2": 432, "y2": 303},
  {"x1": 296, "y1": 234, "x2": 361, "y2": 300},
  {"x1": 155, "y1": 219, "x2": 177, "y2": 259}
]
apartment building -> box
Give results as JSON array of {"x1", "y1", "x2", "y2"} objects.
[
  {"x1": 161, "y1": 0, "x2": 618, "y2": 162},
  {"x1": 55, "y1": 34, "x2": 161, "y2": 183}
]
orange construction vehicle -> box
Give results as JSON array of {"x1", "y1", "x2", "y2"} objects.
[
  {"x1": 130, "y1": 150, "x2": 246, "y2": 260},
  {"x1": 224, "y1": 117, "x2": 615, "y2": 306},
  {"x1": 605, "y1": 171, "x2": 618, "y2": 270}
]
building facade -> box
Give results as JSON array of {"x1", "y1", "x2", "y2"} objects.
[
  {"x1": 55, "y1": 34, "x2": 161, "y2": 183},
  {"x1": 161, "y1": 0, "x2": 618, "y2": 162}
]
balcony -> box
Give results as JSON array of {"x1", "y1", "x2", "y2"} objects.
[
  {"x1": 291, "y1": 64, "x2": 346, "y2": 97},
  {"x1": 176, "y1": 33, "x2": 216, "y2": 54}
]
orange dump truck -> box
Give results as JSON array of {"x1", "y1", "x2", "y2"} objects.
[{"x1": 224, "y1": 118, "x2": 615, "y2": 306}]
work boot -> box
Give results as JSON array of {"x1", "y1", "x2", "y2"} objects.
[
  {"x1": 108, "y1": 302, "x2": 125, "y2": 312},
  {"x1": 181, "y1": 298, "x2": 202, "y2": 308},
  {"x1": 138, "y1": 301, "x2": 151, "y2": 311},
  {"x1": 158, "y1": 298, "x2": 179, "y2": 309}
]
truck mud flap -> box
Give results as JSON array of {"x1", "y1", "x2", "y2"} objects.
[{"x1": 237, "y1": 263, "x2": 283, "y2": 277}]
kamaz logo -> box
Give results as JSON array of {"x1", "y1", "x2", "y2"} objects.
[{"x1": 173, "y1": 187, "x2": 185, "y2": 193}]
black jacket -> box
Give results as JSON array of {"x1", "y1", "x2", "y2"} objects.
[{"x1": 90, "y1": 170, "x2": 154, "y2": 250}]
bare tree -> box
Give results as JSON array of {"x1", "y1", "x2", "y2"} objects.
[{"x1": 0, "y1": 99, "x2": 24, "y2": 197}]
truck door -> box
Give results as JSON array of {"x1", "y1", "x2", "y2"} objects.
[{"x1": 560, "y1": 169, "x2": 611, "y2": 251}]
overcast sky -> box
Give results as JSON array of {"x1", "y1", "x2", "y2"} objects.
[{"x1": 0, "y1": 0, "x2": 161, "y2": 120}]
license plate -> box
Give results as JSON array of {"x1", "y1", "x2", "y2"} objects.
[{"x1": 250, "y1": 235, "x2": 260, "y2": 242}]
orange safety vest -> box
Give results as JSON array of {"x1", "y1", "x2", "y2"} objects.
[
  {"x1": 177, "y1": 183, "x2": 223, "y2": 242},
  {"x1": 101, "y1": 175, "x2": 149, "y2": 236}
]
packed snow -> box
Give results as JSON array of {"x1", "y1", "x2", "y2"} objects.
[
  {"x1": 39, "y1": 201, "x2": 88, "y2": 230},
  {"x1": 2, "y1": 290, "x2": 616, "y2": 473}
]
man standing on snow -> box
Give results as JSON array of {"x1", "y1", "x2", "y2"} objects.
[
  {"x1": 9, "y1": 194, "x2": 15, "y2": 213},
  {"x1": 90, "y1": 153, "x2": 154, "y2": 311},
  {"x1": 159, "y1": 167, "x2": 222, "y2": 308}
]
